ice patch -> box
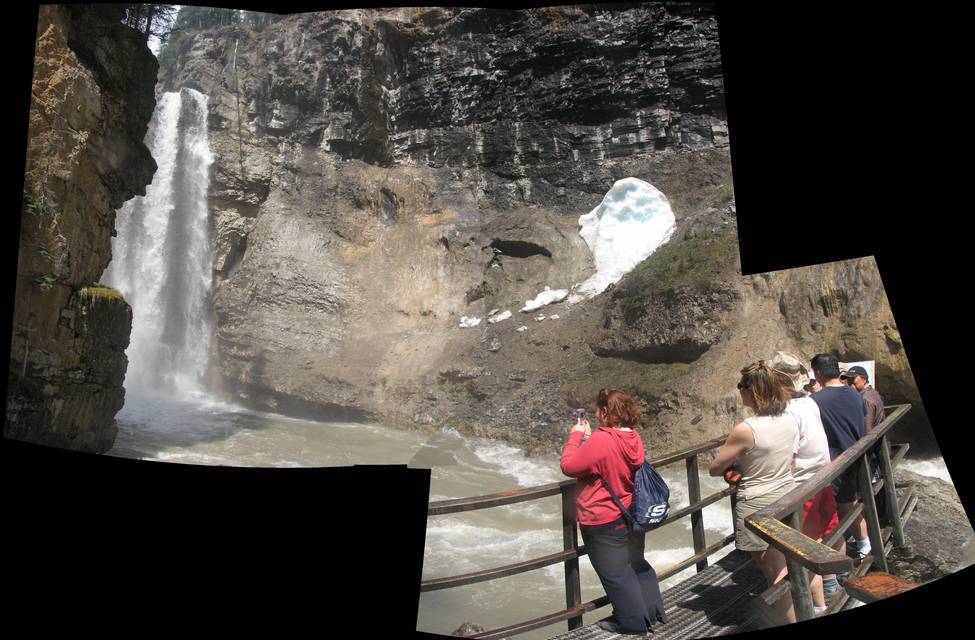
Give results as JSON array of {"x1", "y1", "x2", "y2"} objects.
[
  {"x1": 569, "y1": 177, "x2": 676, "y2": 302},
  {"x1": 459, "y1": 316, "x2": 481, "y2": 328},
  {"x1": 488, "y1": 310, "x2": 512, "y2": 324},
  {"x1": 516, "y1": 326, "x2": 528, "y2": 332},
  {"x1": 521, "y1": 286, "x2": 569, "y2": 312}
]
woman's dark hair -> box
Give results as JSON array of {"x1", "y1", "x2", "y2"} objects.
[
  {"x1": 810, "y1": 353, "x2": 840, "y2": 379},
  {"x1": 596, "y1": 388, "x2": 641, "y2": 429},
  {"x1": 738, "y1": 361, "x2": 790, "y2": 417}
]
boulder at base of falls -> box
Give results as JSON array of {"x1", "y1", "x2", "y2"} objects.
[
  {"x1": 6, "y1": 287, "x2": 132, "y2": 453},
  {"x1": 886, "y1": 469, "x2": 975, "y2": 584}
]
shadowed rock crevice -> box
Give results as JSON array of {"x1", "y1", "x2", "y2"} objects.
[
  {"x1": 489, "y1": 239, "x2": 552, "y2": 259},
  {"x1": 592, "y1": 341, "x2": 711, "y2": 365},
  {"x1": 222, "y1": 233, "x2": 248, "y2": 280}
]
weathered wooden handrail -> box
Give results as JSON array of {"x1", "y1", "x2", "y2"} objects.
[
  {"x1": 421, "y1": 546, "x2": 589, "y2": 592},
  {"x1": 744, "y1": 403, "x2": 912, "y2": 622},
  {"x1": 427, "y1": 435, "x2": 729, "y2": 518},
  {"x1": 428, "y1": 480, "x2": 568, "y2": 516}
]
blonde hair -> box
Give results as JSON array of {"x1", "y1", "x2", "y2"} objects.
[{"x1": 738, "y1": 361, "x2": 790, "y2": 416}]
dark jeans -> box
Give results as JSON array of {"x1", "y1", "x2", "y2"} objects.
[
  {"x1": 581, "y1": 517, "x2": 666, "y2": 632},
  {"x1": 832, "y1": 466, "x2": 859, "y2": 503}
]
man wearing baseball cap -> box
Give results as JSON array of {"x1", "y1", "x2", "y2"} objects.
[
  {"x1": 844, "y1": 365, "x2": 890, "y2": 502},
  {"x1": 843, "y1": 366, "x2": 884, "y2": 435}
]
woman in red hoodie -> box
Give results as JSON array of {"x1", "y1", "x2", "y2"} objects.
[{"x1": 561, "y1": 388, "x2": 666, "y2": 635}]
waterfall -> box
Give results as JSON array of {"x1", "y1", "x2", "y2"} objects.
[{"x1": 103, "y1": 88, "x2": 215, "y2": 397}]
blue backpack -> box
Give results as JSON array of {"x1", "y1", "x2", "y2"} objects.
[{"x1": 600, "y1": 459, "x2": 670, "y2": 532}]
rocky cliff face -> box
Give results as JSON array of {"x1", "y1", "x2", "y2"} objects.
[
  {"x1": 6, "y1": 6, "x2": 157, "y2": 452},
  {"x1": 156, "y1": 4, "x2": 931, "y2": 456},
  {"x1": 587, "y1": 253, "x2": 929, "y2": 457}
]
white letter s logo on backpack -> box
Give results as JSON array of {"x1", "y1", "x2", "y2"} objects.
[{"x1": 646, "y1": 504, "x2": 667, "y2": 519}]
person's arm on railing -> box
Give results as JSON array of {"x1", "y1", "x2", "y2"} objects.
[{"x1": 708, "y1": 422, "x2": 753, "y2": 477}]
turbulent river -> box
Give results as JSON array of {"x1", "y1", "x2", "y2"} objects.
[{"x1": 107, "y1": 390, "x2": 954, "y2": 639}]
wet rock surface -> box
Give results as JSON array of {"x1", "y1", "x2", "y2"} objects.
[
  {"x1": 8, "y1": 6, "x2": 157, "y2": 453},
  {"x1": 887, "y1": 470, "x2": 975, "y2": 584}
]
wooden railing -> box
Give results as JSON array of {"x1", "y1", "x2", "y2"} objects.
[
  {"x1": 743, "y1": 403, "x2": 913, "y2": 622},
  {"x1": 422, "y1": 435, "x2": 737, "y2": 639}
]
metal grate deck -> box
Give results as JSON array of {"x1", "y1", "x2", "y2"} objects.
[{"x1": 547, "y1": 551, "x2": 769, "y2": 640}]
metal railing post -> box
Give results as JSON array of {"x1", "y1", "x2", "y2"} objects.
[
  {"x1": 877, "y1": 433, "x2": 907, "y2": 548},
  {"x1": 686, "y1": 455, "x2": 708, "y2": 572},
  {"x1": 561, "y1": 484, "x2": 583, "y2": 630},
  {"x1": 857, "y1": 455, "x2": 887, "y2": 572},
  {"x1": 785, "y1": 510, "x2": 816, "y2": 621}
]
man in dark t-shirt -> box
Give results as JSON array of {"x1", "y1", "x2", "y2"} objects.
[
  {"x1": 813, "y1": 383, "x2": 865, "y2": 460},
  {"x1": 811, "y1": 354, "x2": 871, "y2": 562}
]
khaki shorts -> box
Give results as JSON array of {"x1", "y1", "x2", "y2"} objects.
[{"x1": 734, "y1": 484, "x2": 795, "y2": 552}]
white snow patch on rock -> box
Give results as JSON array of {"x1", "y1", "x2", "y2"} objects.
[
  {"x1": 516, "y1": 326, "x2": 528, "y2": 332},
  {"x1": 521, "y1": 286, "x2": 569, "y2": 312},
  {"x1": 488, "y1": 310, "x2": 512, "y2": 324},
  {"x1": 459, "y1": 316, "x2": 482, "y2": 328},
  {"x1": 569, "y1": 177, "x2": 676, "y2": 302}
]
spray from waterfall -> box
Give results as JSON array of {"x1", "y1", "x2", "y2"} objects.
[{"x1": 103, "y1": 87, "x2": 215, "y2": 397}]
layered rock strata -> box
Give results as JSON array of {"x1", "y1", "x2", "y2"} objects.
[
  {"x1": 7, "y1": 6, "x2": 157, "y2": 452},
  {"x1": 156, "y1": 5, "x2": 931, "y2": 456}
]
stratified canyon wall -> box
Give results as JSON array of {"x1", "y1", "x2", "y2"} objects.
[
  {"x1": 156, "y1": 4, "x2": 927, "y2": 455},
  {"x1": 6, "y1": 5, "x2": 157, "y2": 452}
]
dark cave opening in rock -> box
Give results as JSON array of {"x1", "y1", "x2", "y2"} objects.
[{"x1": 489, "y1": 239, "x2": 552, "y2": 259}]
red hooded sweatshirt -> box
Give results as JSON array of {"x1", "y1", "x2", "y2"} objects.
[{"x1": 560, "y1": 426, "x2": 645, "y2": 526}]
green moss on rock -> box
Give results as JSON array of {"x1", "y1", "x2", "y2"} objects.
[
  {"x1": 708, "y1": 182, "x2": 734, "y2": 210},
  {"x1": 79, "y1": 285, "x2": 126, "y2": 302},
  {"x1": 564, "y1": 357, "x2": 692, "y2": 407},
  {"x1": 616, "y1": 225, "x2": 739, "y2": 311}
]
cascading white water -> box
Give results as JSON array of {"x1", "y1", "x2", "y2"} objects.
[{"x1": 103, "y1": 88, "x2": 215, "y2": 396}]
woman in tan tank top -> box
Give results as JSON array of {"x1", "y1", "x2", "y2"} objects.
[{"x1": 709, "y1": 361, "x2": 799, "y2": 622}]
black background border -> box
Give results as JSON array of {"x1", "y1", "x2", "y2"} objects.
[{"x1": 4, "y1": 2, "x2": 966, "y2": 635}]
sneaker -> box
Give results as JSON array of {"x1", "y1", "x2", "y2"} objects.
[
  {"x1": 847, "y1": 547, "x2": 870, "y2": 562},
  {"x1": 822, "y1": 577, "x2": 840, "y2": 598},
  {"x1": 597, "y1": 620, "x2": 648, "y2": 636}
]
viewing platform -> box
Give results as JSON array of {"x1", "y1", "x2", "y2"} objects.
[{"x1": 424, "y1": 404, "x2": 918, "y2": 638}]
